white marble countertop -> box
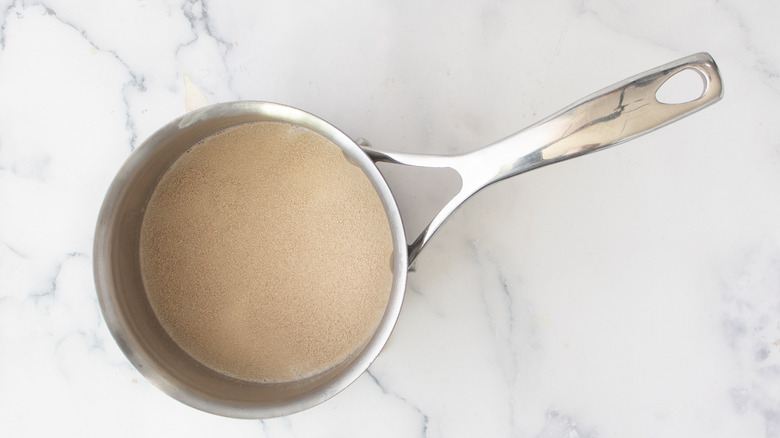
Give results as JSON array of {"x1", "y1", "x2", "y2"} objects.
[{"x1": 2, "y1": 0, "x2": 779, "y2": 436}]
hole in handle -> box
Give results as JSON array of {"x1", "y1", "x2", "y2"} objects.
[
  {"x1": 655, "y1": 68, "x2": 706, "y2": 104},
  {"x1": 375, "y1": 161, "x2": 462, "y2": 245}
]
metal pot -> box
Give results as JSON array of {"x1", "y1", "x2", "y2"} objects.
[{"x1": 94, "y1": 53, "x2": 722, "y2": 418}]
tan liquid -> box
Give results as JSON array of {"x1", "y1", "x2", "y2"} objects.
[{"x1": 139, "y1": 121, "x2": 394, "y2": 382}]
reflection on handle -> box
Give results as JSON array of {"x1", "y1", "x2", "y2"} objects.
[
  {"x1": 368, "y1": 53, "x2": 723, "y2": 266},
  {"x1": 475, "y1": 52, "x2": 723, "y2": 185}
]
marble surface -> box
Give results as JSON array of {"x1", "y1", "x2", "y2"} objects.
[{"x1": 1, "y1": 0, "x2": 779, "y2": 436}]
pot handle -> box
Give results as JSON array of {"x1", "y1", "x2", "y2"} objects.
[{"x1": 365, "y1": 52, "x2": 723, "y2": 266}]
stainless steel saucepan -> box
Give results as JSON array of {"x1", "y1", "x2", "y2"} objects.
[{"x1": 94, "y1": 53, "x2": 723, "y2": 418}]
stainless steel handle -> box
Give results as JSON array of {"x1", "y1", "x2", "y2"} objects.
[{"x1": 366, "y1": 52, "x2": 724, "y2": 265}]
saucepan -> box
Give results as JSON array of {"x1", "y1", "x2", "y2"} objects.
[{"x1": 94, "y1": 53, "x2": 722, "y2": 418}]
